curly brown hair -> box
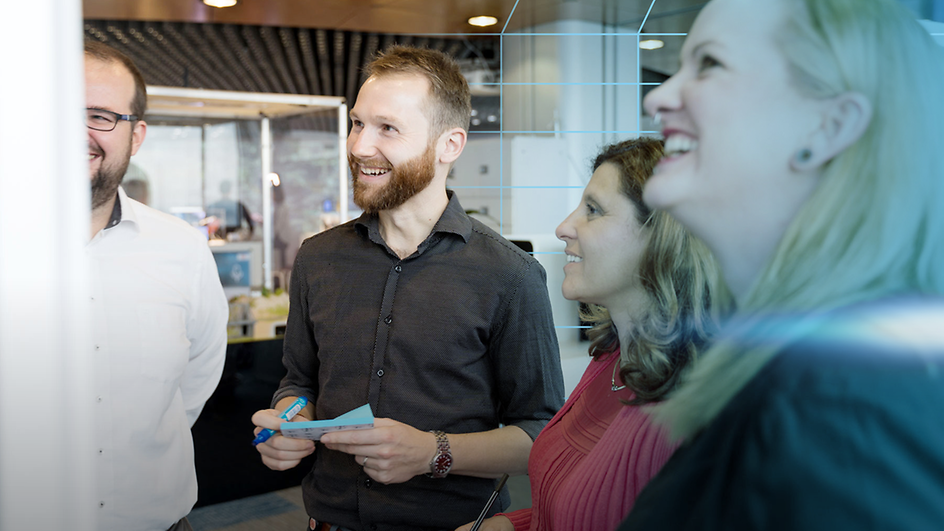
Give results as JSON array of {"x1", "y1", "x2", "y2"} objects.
[{"x1": 582, "y1": 137, "x2": 730, "y2": 404}]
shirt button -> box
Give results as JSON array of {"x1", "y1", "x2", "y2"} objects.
[
  {"x1": 365, "y1": 478, "x2": 372, "y2": 488},
  {"x1": 377, "y1": 369, "x2": 384, "y2": 377},
  {"x1": 384, "y1": 316, "x2": 392, "y2": 325},
  {"x1": 99, "y1": 501, "x2": 105, "y2": 508},
  {"x1": 394, "y1": 265, "x2": 402, "y2": 272},
  {"x1": 97, "y1": 396, "x2": 102, "y2": 403},
  {"x1": 98, "y1": 449, "x2": 103, "y2": 455},
  {"x1": 95, "y1": 345, "x2": 100, "y2": 351}
]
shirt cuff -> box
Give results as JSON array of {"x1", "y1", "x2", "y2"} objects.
[{"x1": 271, "y1": 386, "x2": 316, "y2": 410}]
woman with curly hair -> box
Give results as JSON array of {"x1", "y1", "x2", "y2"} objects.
[{"x1": 458, "y1": 137, "x2": 729, "y2": 531}]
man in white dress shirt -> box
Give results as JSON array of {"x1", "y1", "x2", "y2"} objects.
[{"x1": 84, "y1": 40, "x2": 228, "y2": 531}]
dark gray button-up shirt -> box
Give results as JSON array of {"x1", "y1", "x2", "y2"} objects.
[{"x1": 274, "y1": 192, "x2": 564, "y2": 531}]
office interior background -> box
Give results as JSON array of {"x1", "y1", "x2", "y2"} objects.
[{"x1": 1, "y1": 0, "x2": 942, "y2": 529}]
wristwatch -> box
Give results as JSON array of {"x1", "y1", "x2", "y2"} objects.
[{"x1": 427, "y1": 430, "x2": 453, "y2": 478}]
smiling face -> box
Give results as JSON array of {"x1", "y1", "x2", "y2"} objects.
[
  {"x1": 642, "y1": 0, "x2": 824, "y2": 269},
  {"x1": 347, "y1": 74, "x2": 442, "y2": 213},
  {"x1": 555, "y1": 163, "x2": 651, "y2": 311},
  {"x1": 85, "y1": 57, "x2": 146, "y2": 210},
  {"x1": 348, "y1": 141, "x2": 437, "y2": 214}
]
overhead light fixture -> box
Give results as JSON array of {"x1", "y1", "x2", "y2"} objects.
[
  {"x1": 639, "y1": 39, "x2": 665, "y2": 50},
  {"x1": 468, "y1": 16, "x2": 499, "y2": 27},
  {"x1": 203, "y1": 0, "x2": 237, "y2": 8}
]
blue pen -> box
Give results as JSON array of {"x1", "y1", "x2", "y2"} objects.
[{"x1": 252, "y1": 396, "x2": 308, "y2": 446}]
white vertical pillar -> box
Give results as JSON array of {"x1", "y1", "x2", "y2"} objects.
[
  {"x1": 261, "y1": 117, "x2": 273, "y2": 291},
  {"x1": 0, "y1": 0, "x2": 96, "y2": 530},
  {"x1": 338, "y1": 103, "x2": 349, "y2": 222}
]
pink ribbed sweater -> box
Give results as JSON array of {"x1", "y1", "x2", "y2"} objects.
[{"x1": 503, "y1": 352, "x2": 678, "y2": 531}]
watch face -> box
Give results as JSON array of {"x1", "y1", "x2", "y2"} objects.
[{"x1": 434, "y1": 453, "x2": 453, "y2": 474}]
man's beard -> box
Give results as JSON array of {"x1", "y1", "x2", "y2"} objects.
[
  {"x1": 349, "y1": 143, "x2": 436, "y2": 214},
  {"x1": 90, "y1": 145, "x2": 130, "y2": 210}
]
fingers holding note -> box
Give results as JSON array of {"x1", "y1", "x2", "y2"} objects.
[
  {"x1": 320, "y1": 417, "x2": 437, "y2": 485},
  {"x1": 251, "y1": 407, "x2": 316, "y2": 471}
]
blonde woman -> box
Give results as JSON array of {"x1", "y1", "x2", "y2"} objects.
[
  {"x1": 458, "y1": 138, "x2": 728, "y2": 531},
  {"x1": 620, "y1": 0, "x2": 944, "y2": 529}
]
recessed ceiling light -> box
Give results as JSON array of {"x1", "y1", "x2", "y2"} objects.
[
  {"x1": 639, "y1": 39, "x2": 665, "y2": 50},
  {"x1": 204, "y1": 0, "x2": 237, "y2": 8},
  {"x1": 468, "y1": 16, "x2": 499, "y2": 27}
]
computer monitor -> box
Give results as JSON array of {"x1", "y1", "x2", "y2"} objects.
[
  {"x1": 170, "y1": 207, "x2": 210, "y2": 239},
  {"x1": 210, "y1": 241, "x2": 263, "y2": 298}
]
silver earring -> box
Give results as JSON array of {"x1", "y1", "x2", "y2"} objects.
[
  {"x1": 652, "y1": 112, "x2": 662, "y2": 126},
  {"x1": 796, "y1": 148, "x2": 813, "y2": 164}
]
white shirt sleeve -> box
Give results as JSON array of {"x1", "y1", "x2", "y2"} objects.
[{"x1": 180, "y1": 243, "x2": 229, "y2": 426}]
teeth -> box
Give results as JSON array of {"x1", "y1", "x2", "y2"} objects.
[
  {"x1": 361, "y1": 168, "x2": 389, "y2": 176},
  {"x1": 664, "y1": 135, "x2": 698, "y2": 157},
  {"x1": 567, "y1": 255, "x2": 582, "y2": 263}
]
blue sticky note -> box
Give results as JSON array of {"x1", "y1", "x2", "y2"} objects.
[{"x1": 280, "y1": 404, "x2": 374, "y2": 441}]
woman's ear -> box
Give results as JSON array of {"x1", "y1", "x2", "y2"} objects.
[{"x1": 791, "y1": 92, "x2": 872, "y2": 172}]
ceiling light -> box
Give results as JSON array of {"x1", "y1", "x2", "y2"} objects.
[
  {"x1": 468, "y1": 16, "x2": 499, "y2": 27},
  {"x1": 639, "y1": 39, "x2": 665, "y2": 50},
  {"x1": 203, "y1": 0, "x2": 237, "y2": 8}
]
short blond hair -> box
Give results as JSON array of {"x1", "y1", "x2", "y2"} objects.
[{"x1": 365, "y1": 45, "x2": 471, "y2": 137}]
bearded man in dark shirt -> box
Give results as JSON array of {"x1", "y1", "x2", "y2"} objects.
[{"x1": 251, "y1": 45, "x2": 564, "y2": 531}]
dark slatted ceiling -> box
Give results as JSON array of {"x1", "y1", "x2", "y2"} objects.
[{"x1": 84, "y1": 20, "x2": 498, "y2": 101}]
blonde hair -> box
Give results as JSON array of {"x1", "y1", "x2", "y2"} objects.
[
  {"x1": 583, "y1": 138, "x2": 730, "y2": 404},
  {"x1": 655, "y1": 0, "x2": 944, "y2": 440}
]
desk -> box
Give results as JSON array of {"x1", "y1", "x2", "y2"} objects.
[{"x1": 227, "y1": 317, "x2": 288, "y2": 344}]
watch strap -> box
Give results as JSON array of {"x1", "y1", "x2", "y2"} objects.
[{"x1": 427, "y1": 430, "x2": 452, "y2": 478}]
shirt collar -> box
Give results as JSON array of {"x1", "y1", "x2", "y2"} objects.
[
  {"x1": 104, "y1": 192, "x2": 122, "y2": 230},
  {"x1": 105, "y1": 185, "x2": 140, "y2": 232},
  {"x1": 354, "y1": 190, "x2": 472, "y2": 245}
]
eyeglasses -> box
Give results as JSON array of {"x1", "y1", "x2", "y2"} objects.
[{"x1": 87, "y1": 108, "x2": 139, "y2": 132}]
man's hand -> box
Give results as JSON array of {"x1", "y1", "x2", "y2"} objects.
[
  {"x1": 455, "y1": 515, "x2": 514, "y2": 531},
  {"x1": 319, "y1": 417, "x2": 437, "y2": 484},
  {"x1": 251, "y1": 408, "x2": 316, "y2": 471}
]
